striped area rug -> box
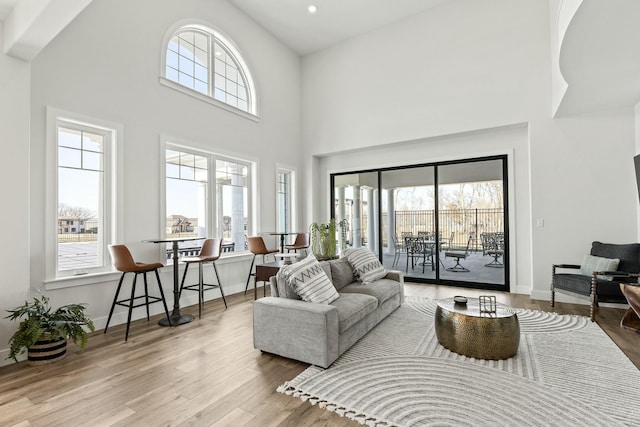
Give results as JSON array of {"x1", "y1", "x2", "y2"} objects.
[{"x1": 278, "y1": 296, "x2": 640, "y2": 427}]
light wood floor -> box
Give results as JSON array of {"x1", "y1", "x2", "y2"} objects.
[{"x1": 1, "y1": 283, "x2": 639, "y2": 427}]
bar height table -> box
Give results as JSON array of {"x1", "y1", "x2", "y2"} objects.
[
  {"x1": 268, "y1": 232, "x2": 297, "y2": 253},
  {"x1": 143, "y1": 236, "x2": 205, "y2": 326}
]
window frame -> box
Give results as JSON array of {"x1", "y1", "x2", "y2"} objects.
[
  {"x1": 160, "y1": 22, "x2": 259, "y2": 121},
  {"x1": 45, "y1": 108, "x2": 123, "y2": 286},
  {"x1": 276, "y1": 166, "x2": 296, "y2": 233},
  {"x1": 161, "y1": 136, "x2": 256, "y2": 256}
]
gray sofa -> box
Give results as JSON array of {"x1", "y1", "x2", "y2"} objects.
[{"x1": 253, "y1": 257, "x2": 404, "y2": 368}]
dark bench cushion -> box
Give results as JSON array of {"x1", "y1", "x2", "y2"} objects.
[{"x1": 553, "y1": 273, "x2": 626, "y2": 302}]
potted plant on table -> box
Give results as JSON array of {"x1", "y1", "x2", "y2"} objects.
[
  {"x1": 309, "y1": 218, "x2": 349, "y2": 260},
  {"x1": 6, "y1": 295, "x2": 95, "y2": 365}
]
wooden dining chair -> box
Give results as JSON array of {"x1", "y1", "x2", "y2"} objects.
[
  {"x1": 179, "y1": 238, "x2": 227, "y2": 318},
  {"x1": 105, "y1": 245, "x2": 172, "y2": 341}
]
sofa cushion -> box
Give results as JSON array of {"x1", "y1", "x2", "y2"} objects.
[
  {"x1": 327, "y1": 258, "x2": 355, "y2": 290},
  {"x1": 275, "y1": 275, "x2": 301, "y2": 300},
  {"x1": 339, "y1": 279, "x2": 402, "y2": 305},
  {"x1": 579, "y1": 254, "x2": 620, "y2": 281},
  {"x1": 345, "y1": 247, "x2": 387, "y2": 285},
  {"x1": 330, "y1": 293, "x2": 378, "y2": 334},
  {"x1": 591, "y1": 241, "x2": 640, "y2": 274},
  {"x1": 278, "y1": 254, "x2": 339, "y2": 304}
]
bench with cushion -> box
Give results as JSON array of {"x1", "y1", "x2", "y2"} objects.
[{"x1": 551, "y1": 241, "x2": 640, "y2": 321}]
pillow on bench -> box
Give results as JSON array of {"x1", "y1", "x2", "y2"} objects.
[{"x1": 579, "y1": 254, "x2": 620, "y2": 281}]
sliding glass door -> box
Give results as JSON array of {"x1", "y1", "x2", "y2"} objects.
[
  {"x1": 331, "y1": 156, "x2": 508, "y2": 291},
  {"x1": 436, "y1": 159, "x2": 507, "y2": 288}
]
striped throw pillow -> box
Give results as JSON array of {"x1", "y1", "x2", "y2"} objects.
[
  {"x1": 278, "y1": 254, "x2": 339, "y2": 304},
  {"x1": 345, "y1": 248, "x2": 388, "y2": 285}
]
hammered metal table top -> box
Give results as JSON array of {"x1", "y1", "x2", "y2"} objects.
[{"x1": 436, "y1": 297, "x2": 516, "y2": 318}]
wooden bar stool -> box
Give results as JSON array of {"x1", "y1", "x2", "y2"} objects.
[
  {"x1": 105, "y1": 245, "x2": 172, "y2": 341},
  {"x1": 179, "y1": 238, "x2": 227, "y2": 318},
  {"x1": 244, "y1": 236, "x2": 278, "y2": 295}
]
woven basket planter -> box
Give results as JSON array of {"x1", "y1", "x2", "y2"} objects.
[{"x1": 27, "y1": 334, "x2": 67, "y2": 366}]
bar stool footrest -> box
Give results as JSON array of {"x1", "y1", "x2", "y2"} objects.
[{"x1": 115, "y1": 295, "x2": 164, "y2": 309}]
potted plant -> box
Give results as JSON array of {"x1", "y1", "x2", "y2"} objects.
[
  {"x1": 6, "y1": 295, "x2": 95, "y2": 365},
  {"x1": 309, "y1": 218, "x2": 349, "y2": 260}
]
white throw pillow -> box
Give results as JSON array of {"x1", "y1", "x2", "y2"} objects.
[
  {"x1": 580, "y1": 254, "x2": 620, "y2": 281},
  {"x1": 345, "y1": 247, "x2": 388, "y2": 285},
  {"x1": 278, "y1": 254, "x2": 339, "y2": 304}
]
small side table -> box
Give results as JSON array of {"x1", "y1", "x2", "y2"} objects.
[
  {"x1": 255, "y1": 261, "x2": 284, "y2": 300},
  {"x1": 273, "y1": 252, "x2": 299, "y2": 264},
  {"x1": 619, "y1": 283, "x2": 640, "y2": 333}
]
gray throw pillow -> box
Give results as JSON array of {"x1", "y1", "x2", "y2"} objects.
[
  {"x1": 345, "y1": 247, "x2": 388, "y2": 285},
  {"x1": 278, "y1": 254, "x2": 339, "y2": 304},
  {"x1": 580, "y1": 254, "x2": 620, "y2": 281},
  {"x1": 328, "y1": 258, "x2": 355, "y2": 290}
]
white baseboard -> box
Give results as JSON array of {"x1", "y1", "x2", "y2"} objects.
[{"x1": 530, "y1": 289, "x2": 628, "y2": 309}]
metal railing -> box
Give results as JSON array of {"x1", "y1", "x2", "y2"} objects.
[
  {"x1": 57, "y1": 219, "x2": 99, "y2": 243},
  {"x1": 394, "y1": 208, "x2": 504, "y2": 251}
]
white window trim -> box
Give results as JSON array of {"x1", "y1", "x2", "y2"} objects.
[
  {"x1": 276, "y1": 164, "x2": 297, "y2": 233},
  {"x1": 160, "y1": 135, "x2": 257, "y2": 256},
  {"x1": 160, "y1": 20, "x2": 260, "y2": 120},
  {"x1": 159, "y1": 77, "x2": 259, "y2": 122},
  {"x1": 45, "y1": 108, "x2": 124, "y2": 288}
]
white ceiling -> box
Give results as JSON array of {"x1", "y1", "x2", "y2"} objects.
[{"x1": 229, "y1": 0, "x2": 451, "y2": 55}]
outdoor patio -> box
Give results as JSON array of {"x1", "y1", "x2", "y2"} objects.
[{"x1": 381, "y1": 249, "x2": 505, "y2": 285}]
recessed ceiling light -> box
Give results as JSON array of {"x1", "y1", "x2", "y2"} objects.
[{"x1": 308, "y1": 5, "x2": 318, "y2": 14}]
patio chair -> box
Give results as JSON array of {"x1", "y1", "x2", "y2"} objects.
[
  {"x1": 482, "y1": 232, "x2": 504, "y2": 267},
  {"x1": 438, "y1": 231, "x2": 454, "y2": 251},
  {"x1": 406, "y1": 236, "x2": 435, "y2": 273},
  {"x1": 444, "y1": 235, "x2": 472, "y2": 272},
  {"x1": 392, "y1": 233, "x2": 407, "y2": 267}
]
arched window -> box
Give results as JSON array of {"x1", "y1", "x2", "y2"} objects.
[{"x1": 162, "y1": 24, "x2": 257, "y2": 116}]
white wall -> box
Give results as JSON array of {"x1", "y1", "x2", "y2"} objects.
[
  {"x1": 301, "y1": 0, "x2": 638, "y2": 301},
  {"x1": 301, "y1": 0, "x2": 551, "y2": 223},
  {"x1": 302, "y1": 0, "x2": 551, "y2": 156},
  {"x1": 529, "y1": 108, "x2": 638, "y2": 301},
  {"x1": 0, "y1": 22, "x2": 31, "y2": 362},
  {"x1": 14, "y1": 0, "x2": 301, "y2": 361}
]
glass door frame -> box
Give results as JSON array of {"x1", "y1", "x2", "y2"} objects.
[{"x1": 329, "y1": 154, "x2": 510, "y2": 292}]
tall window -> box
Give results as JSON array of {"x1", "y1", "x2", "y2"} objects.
[
  {"x1": 216, "y1": 159, "x2": 249, "y2": 251},
  {"x1": 164, "y1": 142, "x2": 253, "y2": 254},
  {"x1": 163, "y1": 25, "x2": 257, "y2": 116},
  {"x1": 165, "y1": 149, "x2": 209, "y2": 251},
  {"x1": 277, "y1": 169, "x2": 294, "y2": 233},
  {"x1": 53, "y1": 118, "x2": 116, "y2": 277}
]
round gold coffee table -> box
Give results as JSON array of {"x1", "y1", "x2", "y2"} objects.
[{"x1": 434, "y1": 297, "x2": 520, "y2": 360}]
